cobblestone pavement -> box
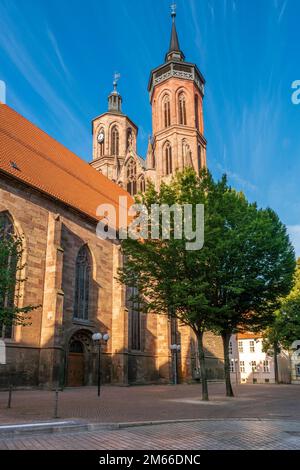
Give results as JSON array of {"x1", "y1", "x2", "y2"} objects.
[
  {"x1": 0, "y1": 419, "x2": 300, "y2": 450},
  {"x1": 0, "y1": 383, "x2": 300, "y2": 424}
]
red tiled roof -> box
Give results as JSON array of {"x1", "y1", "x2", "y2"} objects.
[
  {"x1": 0, "y1": 104, "x2": 133, "y2": 228},
  {"x1": 237, "y1": 332, "x2": 262, "y2": 340}
]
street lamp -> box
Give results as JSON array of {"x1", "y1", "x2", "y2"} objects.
[
  {"x1": 92, "y1": 332, "x2": 110, "y2": 397},
  {"x1": 170, "y1": 344, "x2": 181, "y2": 385}
]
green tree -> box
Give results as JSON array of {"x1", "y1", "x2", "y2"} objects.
[
  {"x1": 0, "y1": 220, "x2": 38, "y2": 337},
  {"x1": 200, "y1": 181, "x2": 295, "y2": 396},
  {"x1": 263, "y1": 259, "x2": 300, "y2": 382},
  {"x1": 119, "y1": 168, "x2": 295, "y2": 400},
  {"x1": 119, "y1": 169, "x2": 214, "y2": 400}
]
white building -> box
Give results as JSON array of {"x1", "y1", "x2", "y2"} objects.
[
  {"x1": 290, "y1": 341, "x2": 300, "y2": 385},
  {"x1": 229, "y1": 333, "x2": 290, "y2": 384}
]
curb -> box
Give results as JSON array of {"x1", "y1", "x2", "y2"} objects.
[{"x1": 0, "y1": 417, "x2": 289, "y2": 438}]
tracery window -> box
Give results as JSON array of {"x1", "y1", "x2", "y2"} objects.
[
  {"x1": 74, "y1": 245, "x2": 91, "y2": 321},
  {"x1": 126, "y1": 159, "x2": 137, "y2": 195},
  {"x1": 178, "y1": 93, "x2": 187, "y2": 125},
  {"x1": 163, "y1": 95, "x2": 171, "y2": 128},
  {"x1": 111, "y1": 125, "x2": 119, "y2": 155},
  {"x1": 0, "y1": 212, "x2": 16, "y2": 338},
  {"x1": 164, "y1": 142, "x2": 172, "y2": 175}
]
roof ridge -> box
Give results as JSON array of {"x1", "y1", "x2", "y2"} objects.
[{"x1": 0, "y1": 124, "x2": 129, "y2": 212}]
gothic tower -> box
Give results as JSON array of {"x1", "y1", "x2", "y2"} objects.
[
  {"x1": 90, "y1": 75, "x2": 139, "y2": 184},
  {"x1": 147, "y1": 7, "x2": 207, "y2": 188}
]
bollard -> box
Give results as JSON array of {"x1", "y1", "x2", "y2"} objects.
[
  {"x1": 7, "y1": 384, "x2": 12, "y2": 409},
  {"x1": 54, "y1": 388, "x2": 59, "y2": 419}
]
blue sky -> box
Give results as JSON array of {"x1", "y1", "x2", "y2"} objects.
[{"x1": 1, "y1": 0, "x2": 300, "y2": 254}]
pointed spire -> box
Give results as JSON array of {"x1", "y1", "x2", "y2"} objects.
[{"x1": 165, "y1": 4, "x2": 185, "y2": 62}]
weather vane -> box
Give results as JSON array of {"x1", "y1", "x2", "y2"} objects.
[
  {"x1": 171, "y1": 2, "x2": 177, "y2": 17},
  {"x1": 113, "y1": 72, "x2": 121, "y2": 91}
]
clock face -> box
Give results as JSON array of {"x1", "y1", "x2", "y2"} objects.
[{"x1": 98, "y1": 132, "x2": 104, "y2": 143}]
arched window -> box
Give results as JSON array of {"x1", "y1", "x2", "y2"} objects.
[
  {"x1": 178, "y1": 93, "x2": 187, "y2": 125},
  {"x1": 126, "y1": 285, "x2": 141, "y2": 351},
  {"x1": 164, "y1": 142, "x2": 172, "y2": 175},
  {"x1": 127, "y1": 128, "x2": 133, "y2": 150},
  {"x1": 194, "y1": 94, "x2": 199, "y2": 130},
  {"x1": 111, "y1": 125, "x2": 119, "y2": 155},
  {"x1": 98, "y1": 127, "x2": 105, "y2": 157},
  {"x1": 197, "y1": 144, "x2": 202, "y2": 173},
  {"x1": 138, "y1": 175, "x2": 145, "y2": 193},
  {"x1": 126, "y1": 159, "x2": 137, "y2": 195},
  {"x1": 0, "y1": 212, "x2": 17, "y2": 338},
  {"x1": 163, "y1": 95, "x2": 171, "y2": 128},
  {"x1": 74, "y1": 245, "x2": 91, "y2": 321}
]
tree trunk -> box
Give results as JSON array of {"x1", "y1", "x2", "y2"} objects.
[
  {"x1": 197, "y1": 331, "x2": 209, "y2": 401},
  {"x1": 274, "y1": 341, "x2": 279, "y2": 384},
  {"x1": 222, "y1": 331, "x2": 234, "y2": 397}
]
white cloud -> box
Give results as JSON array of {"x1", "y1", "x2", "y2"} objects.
[{"x1": 287, "y1": 225, "x2": 300, "y2": 258}]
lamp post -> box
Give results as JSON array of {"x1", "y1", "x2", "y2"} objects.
[
  {"x1": 92, "y1": 332, "x2": 110, "y2": 397},
  {"x1": 170, "y1": 344, "x2": 181, "y2": 385}
]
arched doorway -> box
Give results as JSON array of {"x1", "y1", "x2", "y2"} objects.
[{"x1": 67, "y1": 339, "x2": 85, "y2": 386}]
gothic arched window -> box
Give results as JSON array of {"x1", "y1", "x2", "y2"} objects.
[
  {"x1": 138, "y1": 175, "x2": 145, "y2": 193},
  {"x1": 74, "y1": 245, "x2": 91, "y2": 321},
  {"x1": 178, "y1": 93, "x2": 187, "y2": 125},
  {"x1": 126, "y1": 159, "x2": 137, "y2": 195},
  {"x1": 98, "y1": 127, "x2": 105, "y2": 157},
  {"x1": 127, "y1": 128, "x2": 133, "y2": 151},
  {"x1": 165, "y1": 142, "x2": 172, "y2": 175},
  {"x1": 111, "y1": 125, "x2": 119, "y2": 155},
  {"x1": 0, "y1": 212, "x2": 17, "y2": 338},
  {"x1": 163, "y1": 95, "x2": 171, "y2": 128},
  {"x1": 195, "y1": 94, "x2": 199, "y2": 130},
  {"x1": 197, "y1": 144, "x2": 202, "y2": 173},
  {"x1": 126, "y1": 285, "x2": 141, "y2": 351}
]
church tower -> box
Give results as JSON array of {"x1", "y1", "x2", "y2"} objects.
[
  {"x1": 90, "y1": 75, "x2": 139, "y2": 184},
  {"x1": 147, "y1": 6, "x2": 207, "y2": 187}
]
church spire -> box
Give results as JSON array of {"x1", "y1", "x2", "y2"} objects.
[
  {"x1": 165, "y1": 4, "x2": 185, "y2": 62},
  {"x1": 108, "y1": 72, "x2": 122, "y2": 113}
]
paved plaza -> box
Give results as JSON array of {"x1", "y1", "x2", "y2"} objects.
[
  {"x1": 0, "y1": 383, "x2": 300, "y2": 424},
  {"x1": 0, "y1": 383, "x2": 300, "y2": 449},
  {"x1": 0, "y1": 419, "x2": 300, "y2": 450}
]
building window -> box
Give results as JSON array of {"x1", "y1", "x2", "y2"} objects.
[
  {"x1": 127, "y1": 128, "x2": 133, "y2": 150},
  {"x1": 178, "y1": 93, "x2": 187, "y2": 125},
  {"x1": 263, "y1": 360, "x2": 270, "y2": 373},
  {"x1": 126, "y1": 159, "x2": 137, "y2": 195},
  {"x1": 197, "y1": 145, "x2": 202, "y2": 173},
  {"x1": 251, "y1": 361, "x2": 257, "y2": 372},
  {"x1": 126, "y1": 285, "x2": 141, "y2": 351},
  {"x1": 111, "y1": 125, "x2": 119, "y2": 155},
  {"x1": 0, "y1": 212, "x2": 17, "y2": 339},
  {"x1": 250, "y1": 340, "x2": 255, "y2": 353},
  {"x1": 138, "y1": 175, "x2": 145, "y2": 193},
  {"x1": 296, "y1": 364, "x2": 300, "y2": 377},
  {"x1": 195, "y1": 94, "x2": 199, "y2": 130},
  {"x1": 73, "y1": 245, "x2": 91, "y2": 321},
  {"x1": 238, "y1": 341, "x2": 243, "y2": 353},
  {"x1": 98, "y1": 127, "x2": 105, "y2": 157},
  {"x1": 165, "y1": 142, "x2": 172, "y2": 175},
  {"x1": 229, "y1": 342, "x2": 233, "y2": 355},
  {"x1": 163, "y1": 95, "x2": 171, "y2": 128},
  {"x1": 240, "y1": 361, "x2": 245, "y2": 373}
]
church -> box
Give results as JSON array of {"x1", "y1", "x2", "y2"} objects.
[{"x1": 0, "y1": 10, "x2": 224, "y2": 388}]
